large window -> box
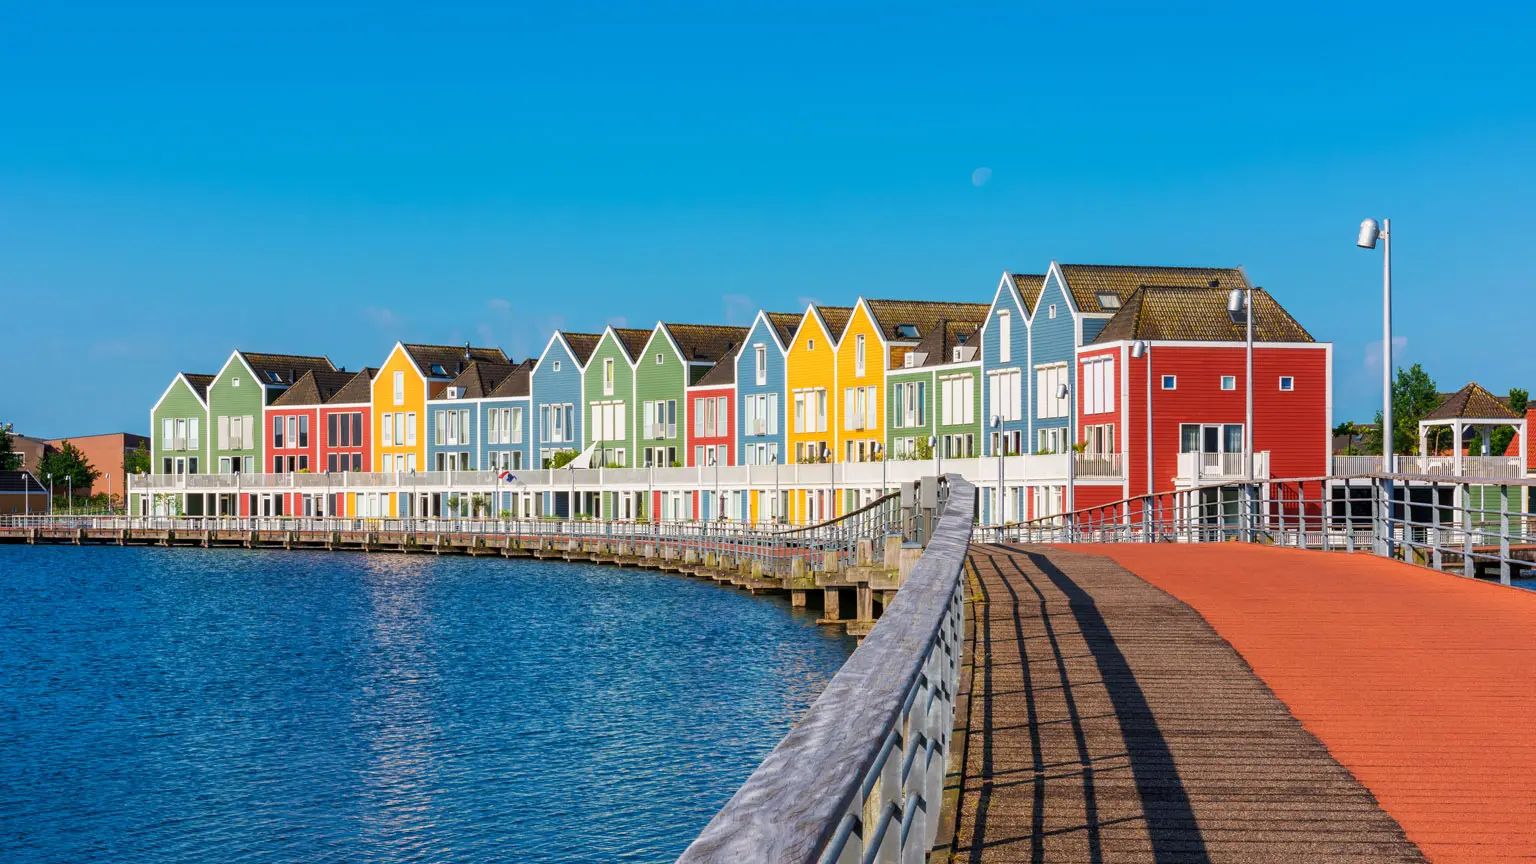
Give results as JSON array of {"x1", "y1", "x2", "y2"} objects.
[
  {"x1": 1180, "y1": 423, "x2": 1244, "y2": 454},
  {"x1": 997, "y1": 310, "x2": 1011, "y2": 362},
  {"x1": 603, "y1": 358, "x2": 615, "y2": 395},
  {"x1": 393, "y1": 371, "x2": 405, "y2": 405},
  {"x1": 1033, "y1": 365, "x2": 1067, "y2": 419},
  {"x1": 855, "y1": 334, "x2": 866, "y2": 377},
  {"x1": 940, "y1": 375, "x2": 974, "y2": 427},
  {"x1": 842, "y1": 385, "x2": 878, "y2": 431},
  {"x1": 990, "y1": 368, "x2": 1024, "y2": 422},
  {"x1": 592, "y1": 401, "x2": 626, "y2": 442},
  {"x1": 1080, "y1": 356, "x2": 1115, "y2": 415},
  {"x1": 892, "y1": 380, "x2": 927, "y2": 429},
  {"x1": 754, "y1": 345, "x2": 767, "y2": 385}
]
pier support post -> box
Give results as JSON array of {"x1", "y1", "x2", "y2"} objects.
[
  {"x1": 856, "y1": 583, "x2": 874, "y2": 623},
  {"x1": 824, "y1": 587, "x2": 842, "y2": 621},
  {"x1": 791, "y1": 589, "x2": 807, "y2": 607}
]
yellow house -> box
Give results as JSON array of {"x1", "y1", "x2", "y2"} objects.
[
  {"x1": 836, "y1": 299, "x2": 886, "y2": 468},
  {"x1": 783, "y1": 304, "x2": 850, "y2": 521},
  {"x1": 371, "y1": 342, "x2": 507, "y2": 517}
]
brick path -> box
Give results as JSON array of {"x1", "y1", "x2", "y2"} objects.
[
  {"x1": 1072, "y1": 544, "x2": 1536, "y2": 864},
  {"x1": 950, "y1": 544, "x2": 1424, "y2": 863}
]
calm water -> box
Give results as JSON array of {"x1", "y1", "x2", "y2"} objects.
[{"x1": 0, "y1": 546, "x2": 855, "y2": 863}]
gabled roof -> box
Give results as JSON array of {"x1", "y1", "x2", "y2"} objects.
[
  {"x1": 765, "y1": 312, "x2": 801, "y2": 346},
  {"x1": 1423, "y1": 383, "x2": 1524, "y2": 422},
  {"x1": 862, "y1": 299, "x2": 992, "y2": 344},
  {"x1": 903, "y1": 319, "x2": 984, "y2": 369},
  {"x1": 488, "y1": 359, "x2": 536, "y2": 399},
  {"x1": 559, "y1": 332, "x2": 601, "y2": 366},
  {"x1": 612, "y1": 328, "x2": 653, "y2": 362},
  {"x1": 697, "y1": 344, "x2": 740, "y2": 387},
  {"x1": 183, "y1": 373, "x2": 215, "y2": 402},
  {"x1": 816, "y1": 306, "x2": 855, "y2": 341},
  {"x1": 236, "y1": 351, "x2": 337, "y2": 387},
  {"x1": 1011, "y1": 273, "x2": 1047, "y2": 315},
  {"x1": 270, "y1": 369, "x2": 360, "y2": 407},
  {"x1": 1091, "y1": 286, "x2": 1314, "y2": 344},
  {"x1": 327, "y1": 368, "x2": 377, "y2": 405},
  {"x1": 402, "y1": 343, "x2": 508, "y2": 380},
  {"x1": 1058, "y1": 264, "x2": 1249, "y2": 315},
  {"x1": 443, "y1": 360, "x2": 520, "y2": 400},
  {"x1": 661, "y1": 323, "x2": 749, "y2": 364}
]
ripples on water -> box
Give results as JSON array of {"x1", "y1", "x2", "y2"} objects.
[{"x1": 0, "y1": 546, "x2": 855, "y2": 863}]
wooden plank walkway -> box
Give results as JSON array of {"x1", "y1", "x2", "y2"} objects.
[
  {"x1": 1074, "y1": 544, "x2": 1536, "y2": 864},
  {"x1": 949, "y1": 544, "x2": 1424, "y2": 863}
]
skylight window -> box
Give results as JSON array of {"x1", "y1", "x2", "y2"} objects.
[
  {"x1": 896, "y1": 324, "x2": 919, "y2": 339},
  {"x1": 430, "y1": 364, "x2": 448, "y2": 376},
  {"x1": 1097, "y1": 293, "x2": 1121, "y2": 309},
  {"x1": 266, "y1": 370, "x2": 283, "y2": 383}
]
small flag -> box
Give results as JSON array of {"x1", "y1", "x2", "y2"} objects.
[{"x1": 499, "y1": 471, "x2": 517, "y2": 484}]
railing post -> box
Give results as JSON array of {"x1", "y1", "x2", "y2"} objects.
[
  {"x1": 1462, "y1": 481, "x2": 1474, "y2": 579},
  {"x1": 1499, "y1": 483, "x2": 1511, "y2": 586}
]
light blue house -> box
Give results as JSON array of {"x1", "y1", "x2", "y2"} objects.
[
  {"x1": 530, "y1": 331, "x2": 598, "y2": 517},
  {"x1": 735, "y1": 310, "x2": 799, "y2": 467},
  {"x1": 979, "y1": 271, "x2": 1041, "y2": 459}
]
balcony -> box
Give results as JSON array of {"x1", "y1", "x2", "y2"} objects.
[
  {"x1": 1176, "y1": 451, "x2": 1270, "y2": 483},
  {"x1": 1332, "y1": 455, "x2": 1384, "y2": 475},
  {"x1": 1397, "y1": 455, "x2": 1524, "y2": 479}
]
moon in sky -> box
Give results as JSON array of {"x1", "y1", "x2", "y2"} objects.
[{"x1": 972, "y1": 167, "x2": 992, "y2": 187}]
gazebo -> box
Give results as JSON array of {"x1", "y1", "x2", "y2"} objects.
[{"x1": 1417, "y1": 382, "x2": 1527, "y2": 476}]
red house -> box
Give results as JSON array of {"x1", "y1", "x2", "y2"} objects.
[
  {"x1": 684, "y1": 350, "x2": 737, "y2": 519},
  {"x1": 264, "y1": 368, "x2": 375, "y2": 517},
  {"x1": 1075, "y1": 285, "x2": 1330, "y2": 508}
]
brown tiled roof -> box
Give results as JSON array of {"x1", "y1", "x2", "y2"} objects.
[
  {"x1": 815, "y1": 306, "x2": 854, "y2": 343},
  {"x1": 488, "y1": 359, "x2": 536, "y2": 399},
  {"x1": 327, "y1": 368, "x2": 377, "y2": 405},
  {"x1": 765, "y1": 312, "x2": 802, "y2": 346},
  {"x1": 271, "y1": 369, "x2": 359, "y2": 407},
  {"x1": 402, "y1": 343, "x2": 508, "y2": 380},
  {"x1": 662, "y1": 323, "x2": 749, "y2": 364},
  {"x1": 183, "y1": 373, "x2": 215, "y2": 402},
  {"x1": 863, "y1": 299, "x2": 992, "y2": 344},
  {"x1": 1091, "y1": 286, "x2": 1314, "y2": 344},
  {"x1": 1058, "y1": 264, "x2": 1248, "y2": 315},
  {"x1": 237, "y1": 351, "x2": 336, "y2": 387},
  {"x1": 612, "y1": 328, "x2": 653, "y2": 361},
  {"x1": 1424, "y1": 383, "x2": 1523, "y2": 421},
  {"x1": 1010, "y1": 273, "x2": 1047, "y2": 314},
  {"x1": 903, "y1": 319, "x2": 984, "y2": 368},
  {"x1": 696, "y1": 344, "x2": 740, "y2": 387},
  {"x1": 445, "y1": 360, "x2": 519, "y2": 400},
  {"x1": 559, "y1": 332, "x2": 601, "y2": 366}
]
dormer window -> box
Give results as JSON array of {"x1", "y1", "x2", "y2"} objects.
[
  {"x1": 897, "y1": 324, "x2": 919, "y2": 339},
  {"x1": 904, "y1": 353, "x2": 915, "y2": 369},
  {"x1": 1097, "y1": 293, "x2": 1121, "y2": 309},
  {"x1": 446, "y1": 387, "x2": 462, "y2": 399},
  {"x1": 953, "y1": 347, "x2": 963, "y2": 362}
]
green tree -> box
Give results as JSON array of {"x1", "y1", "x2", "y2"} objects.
[
  {"x1": 1491, "y1": 387, "x2": 1529, "y2": 455},
  {"x1": 546, "y1": 449, "x2": 579, "y2": 469},
  {"x1": 1363, "y1": 363, "x2": 1441, "y2": 455},
  {"x1": 0, "y1": 423, "x2": 19, "y2": 471},
  {"x1": 36, "y1": 440, "x2": 100, "y2": 499},
  {"x1": 124, "y1": 442, "x2": 152, "y2": 475}
]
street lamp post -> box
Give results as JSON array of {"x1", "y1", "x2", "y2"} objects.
[
  {"x1": 772, "y1": 451, "x2": 781, "y2": 525},
  {"x1": 46, "y1": 473, "x2": 53, "y2": 516},
  {"x1": 1131, "y1": 341, "x2": 1153, "y2": 497},
  {"x1": 992, "y1": 415, "x2": 1004, "y2": 526},
  {"x1": 1056, "y1": 384, "x2": 1074, "y2": 537},
  {"x1": 1226, "y1": 284, "x2": 1255, "y2": 483},
  {"x1": 930, "y1": 434, "x2": 941, "y2": 479},
  {"x1": 1357, "y1": 218, "x2": 1393, "y2": 471},
  {"x1": 823, "y1": 445, "x2": 833, "y2": 520}
]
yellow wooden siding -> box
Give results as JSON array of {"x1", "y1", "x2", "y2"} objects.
[
  {"x1": 835, "y1": 302, "x2": 885, "y2": 464},
  {"x1": 372, "y1": 345, "x2": 428, "y2": 515},
  {"x1": 784, "y1": 310, "x2": 838, "y2": 466}
]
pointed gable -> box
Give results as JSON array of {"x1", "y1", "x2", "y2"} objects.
[
  {"x1": 183, "y1": 373, "x2": 215, "y2": 403},
  {"x1": 1424, "y1": 383, "x2": 1523, "y2": 422},
  {"x1": 559, "y1": 332, "x2": 601, "y2": 366},
  {"x1": 327, "y1": 368, "x2": 377, "y2": 405},
  {"x1": 444, "y1": 360, "x2": 520, "y2": 399},
  {"x1": 488, "y1": 359, "x2": 536, "y2": 399}
]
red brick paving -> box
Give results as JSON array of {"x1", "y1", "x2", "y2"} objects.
[{"x1": 1068, "y1": 544, "x2": 1536, "y2": 864}]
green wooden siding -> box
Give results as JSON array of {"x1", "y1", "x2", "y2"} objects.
[
  {"x1": 207, "y1": 355, "x2": 268, "y2": 474},
  {"x1": 582, "y1": 332, "x2": 636, "y2": 465},
  {"x1": 150, "y1": 376, "x2": 209, "y2": 475},
  {"x1": 633, "y1": 330, "x2": 687, "y2": 466},
  {"x1": 935, "y1": 365, "x2": 983, "y2": 459},
  {"x1": 886, "y1": 368, "x2": 933, "y2": 460}
]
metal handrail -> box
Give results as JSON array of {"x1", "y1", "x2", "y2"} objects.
[{"x1": 677, "y1": 475, "x2": 970, "y2": 863}]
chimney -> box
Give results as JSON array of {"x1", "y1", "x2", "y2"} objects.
[{"x1": 463, "y1": 342, "x2": 471, "y2": 361}]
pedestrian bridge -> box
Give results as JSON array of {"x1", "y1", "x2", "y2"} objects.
[{"x1": 682, "y1": 476, "x2": 1536, "y2": 863}]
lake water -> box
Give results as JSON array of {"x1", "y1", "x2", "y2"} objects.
[{"x1": 0, "y1": 546, "x2": 855, "y2": 863}]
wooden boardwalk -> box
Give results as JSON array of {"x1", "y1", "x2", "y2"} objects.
[{"x1": 949, "y1": 545, "x2": 1425, "y2": 863}]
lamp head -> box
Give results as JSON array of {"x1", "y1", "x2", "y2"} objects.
[
  {"x1": 1357, "y1": 218, "x2": 1380, "y2": 249},
  {"x1": 1131, "y1": 340, "x2": 1147, "y2": 359},
  {"x1": 1055, "y1": 383, "x2": 1069, "y2": 400},
  {"x1": 1227, "y1": 288, "x2": 1247, "y2": 324},
  {"x1": 991, "y1": 415, "x2": 1001, "y2": 429}
]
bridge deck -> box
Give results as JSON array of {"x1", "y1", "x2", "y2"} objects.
[
  {"x1": 951, "y1": 545, "x2": 1425, "y2": 863},
  {"x1": 1070, "y1": 544, "x2": 1536, "y2": 864}
]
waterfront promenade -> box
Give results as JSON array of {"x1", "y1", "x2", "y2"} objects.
[{"x1": 951, "y1": 544, "x2": 1536, "y2": 863}]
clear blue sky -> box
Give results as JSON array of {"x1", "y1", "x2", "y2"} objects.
[{"x1": 4, "y1": 1, "x2": 1533, "y2": 437}]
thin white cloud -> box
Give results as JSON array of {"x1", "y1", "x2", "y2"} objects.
[
  {"x1": 722, "y1": 293, "x2": 755, "y2": 326},
  {"x1": 606, "y1": 315, "x2": 628, "y2": 329},
  {"x1": 363, "y1": 307, "x2": 400, "y2": 330},
  {"x1": 1362, "y1": 336, "x2": 1409, "y2": 368},
  {"x1": 487, "y1": 298, "x2": 511, "y2": 313}
]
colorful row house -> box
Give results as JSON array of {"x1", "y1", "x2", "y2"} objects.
[{"x1": 135, "y1": 260, "x2": 1333, "y2": 529}]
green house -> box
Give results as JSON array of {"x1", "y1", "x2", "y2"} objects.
[
  {"x1": 207, "y1": 350, "x2": 336, "y2": 475},
  {"x1": 634, "y1": 323, "x2": 747, "y2": 468},
  {"x1": 150, "y1": 371, "x2": 215, "y2": 476},
  {"x1": 581, "y1": 326, "x2": 651, "y2": 467},
  {"x1": 886, "y1": 321, "x2": 984, "y2": 461}
]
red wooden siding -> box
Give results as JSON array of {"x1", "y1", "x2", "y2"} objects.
[{"x1": 686, "y1": 387, "x2": 735, "y2": 467}]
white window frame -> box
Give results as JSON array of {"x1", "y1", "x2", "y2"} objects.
[
  {"x1": 1279, "y1": 376, "x2": 1295, "y2": 392},
  {"x1": 998, "y1": 310, "x2": 1011, "y2": 363},
  {"x1": 754, "y1": 345, "x2": 767, "y2": 386},
  {"x1": 1162, "y1": 375, "x2": 1177, "y2": 390},
  {"x1": 393, "y1": 370, "x2": 405, "y2": 405},
  {"x1": 1221, "y1": 375, "x2": 1237, "y2": 391}
]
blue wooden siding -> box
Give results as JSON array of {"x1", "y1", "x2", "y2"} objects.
[
  {"x1": 979, "y1": 279, "x2": 1031, "y2": 456},
  {"x1": 734, "y1": 315, "x2": 787, "y2": 464},
  {"x1": 478, "y1": 397, "x2": 532, "y2": 472},
  {"x1": 1029, "y1": 270, "x2": 1077, "y2": 449},
  {"x1": 1082, "y1": 316, "x2": 1111, "y2": 345},
  {"x1": 425, "y1": 400, "x2": 479, "y2": 469},
  {"x1": 531, "y1": 335, "x2": 585, "y2": 465}
]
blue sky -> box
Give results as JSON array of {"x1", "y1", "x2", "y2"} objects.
[{"x1": 4, "y1": 1, "x2": 1533, "y2": 436}]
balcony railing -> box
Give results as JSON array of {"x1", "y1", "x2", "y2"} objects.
[
  {"x1": 1176, "y1": 451, "x2": 1270, "y2": 481},
  {"x1": 1332, "y1": 455, "x2": 1384, "y2": 475},
  {"x1": 1398, "y1": 455, "x2": 1524, "y2": 479}
]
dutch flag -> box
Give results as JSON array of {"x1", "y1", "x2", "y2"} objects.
[{"x1": 498, "y1": 471, "x2": 517, "y2": 484}]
